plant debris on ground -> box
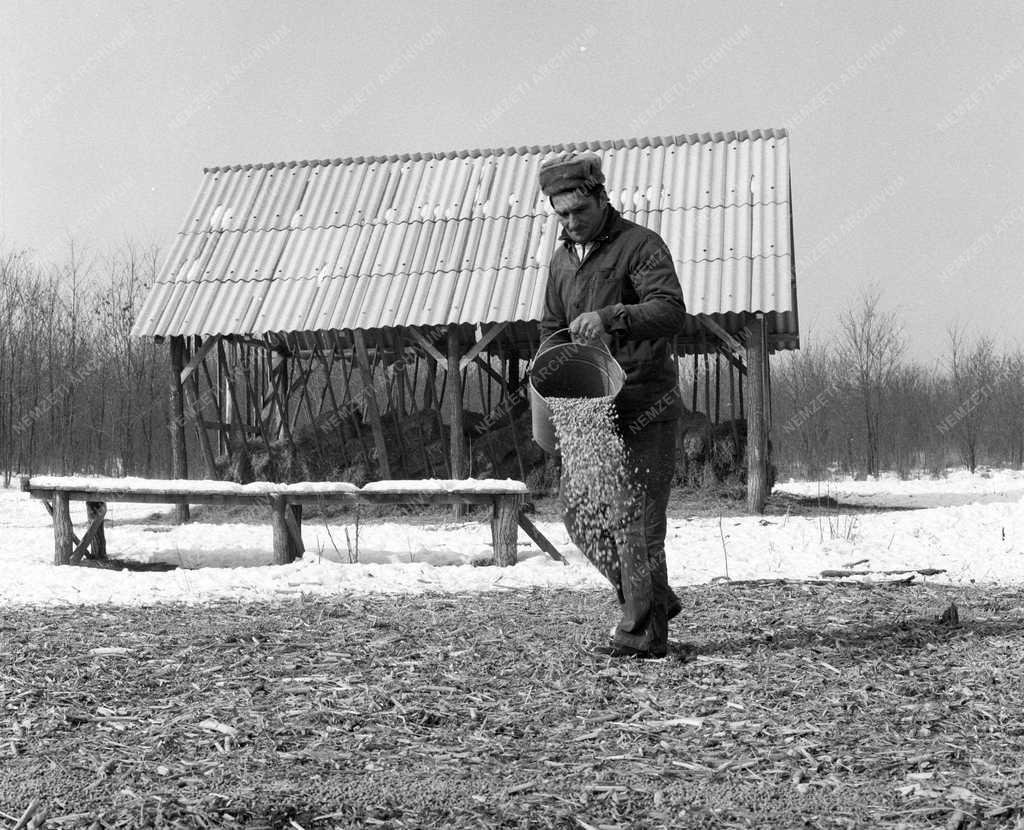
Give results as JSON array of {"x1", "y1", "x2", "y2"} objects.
[{"x1": 2, "y1": 582, "x2": 1024, "y2": 829}]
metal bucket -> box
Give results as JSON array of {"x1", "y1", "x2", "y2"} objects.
[{"x1": 528, "y1": 330, "x2": 626, "y2": 454}]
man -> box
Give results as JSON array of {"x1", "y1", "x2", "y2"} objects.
[{"x1": 538, "y1": 151, "x2": 687, "y2": 659}]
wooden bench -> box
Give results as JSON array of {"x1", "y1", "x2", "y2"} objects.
[{"x1": 20, "y1": 476, "x2": 564, "y2": 568}]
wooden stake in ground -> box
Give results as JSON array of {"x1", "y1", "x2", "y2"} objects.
[
  {"x1": 745, "y1": 315, "x2": 769, "y2": 513},
  {"x1": 447, "y1": 326, "x2": 465, "y2": 520},
  {"x1": 168, "y1": 335, "x2": 190, "y2": 523}
]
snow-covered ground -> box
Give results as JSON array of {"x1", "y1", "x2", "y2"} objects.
[{"x1": 2, "y1": 469, "x2": 1022, "y2": 606}]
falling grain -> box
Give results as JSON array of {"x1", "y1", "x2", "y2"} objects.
[{"x1": 549, "y1": 396, "x2": 634, "y2": 563}]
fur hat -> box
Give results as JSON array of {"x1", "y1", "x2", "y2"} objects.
[{"x1": 538, "y1": 151, "x2": 605, "y2": 196}]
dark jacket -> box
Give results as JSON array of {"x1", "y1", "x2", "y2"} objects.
[{"x1": 540, "y1": 206, "x2": 687, "y2": 424}]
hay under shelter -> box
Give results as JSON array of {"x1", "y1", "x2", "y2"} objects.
[{"x1": 130, "y1": 129, "x2": 799, "y2": 511}]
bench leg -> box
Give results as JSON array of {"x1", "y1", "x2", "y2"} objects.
[
  {"x1": 53, "y1": 493, "x2": 74, "y2": 566},
  {"x1": 271, "y1": 497, "x2": 292, "y2": 565},
  {"x1": 492, "y1": 494, "x2": 524, "y2": 567},
  {"x1": 86, "y1": 501, "x2": 108, "y2": 560},
  {"x1": 286, "y1": 504, "x2": 304, "y2": 558},
  {"x1": 71, "y1": 502, "x2": 108, "y2": 564},
  {"x1": 271, "y1": 498, "x2": 303, "y2": 564}
]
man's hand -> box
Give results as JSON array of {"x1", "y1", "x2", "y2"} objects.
[{"x1": 569, "y1": 311, "x2": 607, "y2": 343}]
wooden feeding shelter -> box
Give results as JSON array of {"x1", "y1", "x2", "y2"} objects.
[{"x1": 131, "y1": 128, "x2": 798, "y2": 513}]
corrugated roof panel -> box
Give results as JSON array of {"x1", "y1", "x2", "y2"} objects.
[
  {"x1": 330, "y1": 222, "x2": 375, "y2": 278},
  {"x1": 501, "y1": 215, "x2": 535, "y2": 271},
  {"x1": 456, "y1": 216, "x2": 487, "y2": 271},
  {"x1": 305, "y1": 160, "x2": 361, "y2": 228},
  {"x1": 680, "y1": 254, "x2": 794, "y2": 316},
  {"x1": 403, "y1": 219, "x2": 436, "y2": 276},
  {"x1": 355, "y1": 222, "x2": 389, "y2": 278},
  {"x1": 483, "y1": 267, "x2": 526, "y2": 320},
  {"x1": 150, "y1": 281, "x2": 205, "y2": 335},
  {"x1": 224, "y1": 228, "x2": 288, "y2": 282},
  {"x1": 156, "y1": 232, "x2": 209, "y2": 284},
  {"x1": 223, "y1": 167, "x2": 268, "y2": 231},
  {"x1": 520, "y1": 264, "x2": 548, "y2": 320},
  {"x1": 404, "y1": 270, "x2": 446, "y2": 324},
  {"x1": 248, "y1": 164, "x2": 312, "y2": 230},
  {"x1": 388, "y1": 271, "x2": 427, "y2": 324},
  {"x1": 271, "y1": 227, "x2": 343, "y2": 281},
  {"x1": 346, "y1": 161, "x2": 390, "y2": 226},
  {"x1": 179, "y1": 169, "x2": 227, "y2": 236},
  {"x1": 419, "y1": 271, "x2": 460, "y2": 325},
  {"x1": 189, "y1": 278, "x2": 270, "y2": 334},
  {"x1": 197, "y1": 231, "x2": 244, "y2": 282},
  {"x1": 447, "y1": 270, "x2": 476, "y2": 321},
  {"x1": 254, "y1": 275, "x2": 318, "y2": 332},
  {"x1": 311, "y1": 271, "x2": 352, "y2": 331},
  {"x1": 435, "y1": 156, "x2": 474, "y2": 219},
  {"x1": 133, "y1": 129, "x2": 797, "y2": 345},
  {"x1": 130, "y1": 280, "x2": 189, "y2": 336},
  {"x1": 359, "y1": 274, "x2": 401, "y2": 329},
  {"x1": 391, "y1": 220, "x2": 427, "y2": 275}
]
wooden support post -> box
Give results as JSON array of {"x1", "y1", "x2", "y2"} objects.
[
  {"x1": 729, "y1": 357, "x2": 736, "y2": 422},
  {"x1": 285, "y1": 504, "x2": 304, "y2": 558},
  {"x1": 691, "y1": 353, "x2": 698, "y2": 411},
  {"x1": 85, "y1": 501, "x2": 107, "y2": 560},
  {"x1": 271, "y1": 496, "x2": 302, "y2": 564},
  {"x1": 702, "y1": 347, "x2": 710, "y2": 416},
  {"x1": 714, "y1": 352, "x2": 721, "y2": 424},
  {"x1": 199, "y1": 342, "x2": 230, "y2": 458},
  {"x1": 269, "y1": 349, "x2": 289, "y2": 441},
  {"x1": 354, "y1": 330, "x2": 392, "y2": 479},
  {"x1": 184, "y1": 338, "x2": 219, "y2": 478},
  {"x1": 492, "y1": 494, "x2": 524, "y2": 566},
  {"x1": 53, "y1": 493, "x2": 74, "y2": 566},
  {"x1": 447, "y1": 326, "x2": 466, "y2": 519},
  {"x1": 169, "y1": 336, "x2": 190, "y2": 523},
  {"x1": 745, "y1": 316, "x2": 769, "y2": 514},
  {"x1": 507, "y1": 353, "x2": 521, "y2": 392}
]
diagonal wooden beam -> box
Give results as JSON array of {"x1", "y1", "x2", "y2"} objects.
[
  {"x1": 472, "y1": 354, "x2": 506, "y2": 388},
  {"x1": 459, "y1": 322, "x2": 508, "y2": 371},
  {"x1": 696, "y1": 315, "x2": 743, "y2": 357},
  {"x1": 407, "y1": 327, "x2": 448, "y2": 367},
  {"x1": 517, "y1": 512, "x2": 565, "y2": 563},
  {"x1": 179, "y1": 335, "x2": 220, "y2": 384},
  {"x1": 70, "y1": 503, "x2": 107, "y2": 564},
  {"x1": 353, "y1": 330, "x2": 392, "y2": 479}
]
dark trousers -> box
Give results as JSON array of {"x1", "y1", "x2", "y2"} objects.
[{"x1": 563, "y1": 417, "x2": 678, "y2": 653}]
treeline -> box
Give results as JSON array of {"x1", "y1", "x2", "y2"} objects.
[
  {"x1": 768, "y1": 290, "x2": 1024, "y2": 479},
  {"x1": 0, "y1": 245, "x2": 169, "y2": 484},
  {"x1": 1, "y1": 244, "x2": 1021, "y2": 484}
]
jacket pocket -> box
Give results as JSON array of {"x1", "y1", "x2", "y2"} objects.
[{"x1": 588, "y1": 268, "x2": 621, "y2": 308}]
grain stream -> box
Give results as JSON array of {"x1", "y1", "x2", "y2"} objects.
[{"x1": 549, "y1": 396, "x2": 635, "y2": 563}]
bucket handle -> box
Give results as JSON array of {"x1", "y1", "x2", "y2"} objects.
[{"x1": 535, "y1": 326, "x2": 615, "y2": 361}]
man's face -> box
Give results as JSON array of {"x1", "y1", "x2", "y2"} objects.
[{"x1": 551, "y1": 189, "x2": 607, "y2": 244}]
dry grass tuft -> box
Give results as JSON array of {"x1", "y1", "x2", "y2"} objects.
[{"x1": 2, "y1": 583, "x2": 1024, "y2": 828}]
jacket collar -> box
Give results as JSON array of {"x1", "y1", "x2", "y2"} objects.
[{"x1": 559, "y1": 205, "x2": 623, "y2": 248}]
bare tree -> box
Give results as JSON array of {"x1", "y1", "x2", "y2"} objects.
[
  {"x1": 992, "y1": 348, "x2": 1024, "y2": 470},
  {"x1": 837, "y1": 287, "x2": 906, "y2": 478},
  {"x1": 773, "y1": 341, "x2": 842, "y2": 477},
  {"x1": 885, "y1": 361, "x2": 940, "y2": 477},
  {"x1": 944, "y1": 326, "x2": 999, "y2": 473}
]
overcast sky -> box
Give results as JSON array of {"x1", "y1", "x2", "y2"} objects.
[{"x1": 3, "y1": 0, "x2": 1022, "y2": 364}]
